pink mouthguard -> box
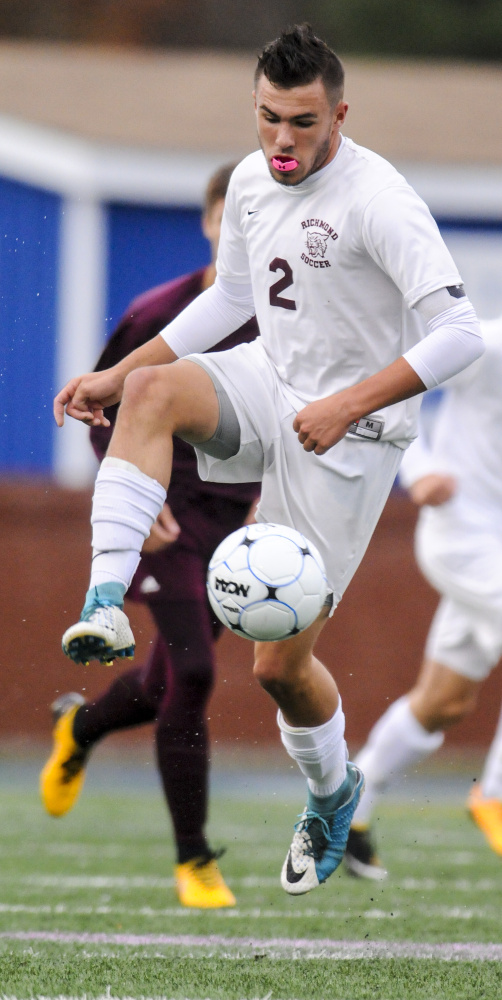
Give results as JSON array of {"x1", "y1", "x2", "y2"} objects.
[{"x1": 272, "y1": 156, "x2": 298, "y2": 172}]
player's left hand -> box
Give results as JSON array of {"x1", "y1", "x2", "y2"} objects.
[
  {"x1": 293, "y1": 396, "x2": 352, "y2": 454},
  {"x1": 53, "y1": 370, "x2": 123, "y2": 427}
]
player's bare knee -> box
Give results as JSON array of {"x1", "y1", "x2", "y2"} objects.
[
  {"x1": 440, "y1": 689, "x2": 479, "y2": 727},
  {"x1": 417, "y1": 692, "x2": 478, "y2": 731},
  {"x1": 122, "y1": 367, "x2": 177, "y2": 427},
  {"x1": 253, "y1": 655, "x2": 292, "y2": 704},
  {"x1": 253, "y1": 646, "x2": 287, "y2": 689},
  {"x1": 252, "y1": 646, "x2": 307, "y2": 700},
  {"x1": 122, "y1": 366, "x2": 163, "y2": 406}
]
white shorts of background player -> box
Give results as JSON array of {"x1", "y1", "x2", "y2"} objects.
[{"x1": 416, "y1": 499, "x2": 502, "y2": 681}]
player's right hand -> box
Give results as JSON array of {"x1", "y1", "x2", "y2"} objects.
[
  {"x1": 142, "y1": 504, "x2": 181, "y2": 553},
  {"x1": 408, "y1": 473, "x2": 457, "y2": 507},
  {"x1": 53, "y1": 369, "x2": 124, "y2": 427}
]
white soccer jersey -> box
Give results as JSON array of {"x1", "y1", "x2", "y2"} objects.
[
  {"x1": 400, "y1": 317, "x2": 502, "y2": 521},
  {"x1": 216, "y1": 137, "x2": 463, "y2": 446}
]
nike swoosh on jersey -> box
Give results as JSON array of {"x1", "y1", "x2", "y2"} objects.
[{"x1": 247, "y1": 209, "x2": 259, "y2": 215}]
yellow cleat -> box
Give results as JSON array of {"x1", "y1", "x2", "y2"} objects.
[
  {"x1": 175, "y1": 855, "x2": 236, "y2": 908},
  {"x1": 467, "y1": 785, "x2": 502, "y2": 856},
  {"x1": 40, "y1": 693, "x2": 89, "y2": 817}
]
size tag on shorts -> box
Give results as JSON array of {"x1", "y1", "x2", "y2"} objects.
[{"x1": 347, "y1": 415, "x2": 384, "y2": 441}]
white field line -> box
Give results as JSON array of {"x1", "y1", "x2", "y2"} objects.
[
  {"x1": 4, "y1": 873, "x2": 502, "y2": 892},
  {"x1": 400, "y1": 877, "x2": 502, "y2": 891},
  {"x1": 0, "y1": 902, "x2": 497, "y2": 921},
  {"x1": 0, "y1": 995, "x2": 276, "y2": 1000},
  {"x1": 3, "y1": 994, "x2": 271, "y2": 1000},
  {"x1": 1, "y1": 930, "x2": 502, "y2": 961},
  {"x1": 0, "y1": 995, "x2": 277, "y2": 1000},
  {"x1": 18, "y1": 876, "x2": 176, "y2": 890}
]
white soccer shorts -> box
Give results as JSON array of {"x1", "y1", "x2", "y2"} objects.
[
  {"x1": 416, "y1": 504, "x2": 502, "y2": 680},
  {"x1": 186, "y1": 338, "x2": 402, "y2": 607}
]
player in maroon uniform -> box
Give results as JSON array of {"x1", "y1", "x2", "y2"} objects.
[{"x1": 40, "y1": 164, "x2": 259, "y2": 908}]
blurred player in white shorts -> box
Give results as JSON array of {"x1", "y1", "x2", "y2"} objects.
[
  {"x1": 53, "y1": 25, "x2": 484, "y2": 897},
  {"x1": 346, "y1": 316, "x2": 502, "y2": 879}
]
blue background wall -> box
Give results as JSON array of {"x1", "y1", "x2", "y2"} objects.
[
  {"x1": 105, "y1": 203, "x2": 209, "y2": 334},
  {"x1": 0, "y1": 196, "x2": 211, "y2": 476},
  {"x1": 0, "y1": 176, "x2": 60, "y2": 474}
]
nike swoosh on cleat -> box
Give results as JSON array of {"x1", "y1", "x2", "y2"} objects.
[{"x1": 285, "y1": 852, "x2": 308, "y2": 883}]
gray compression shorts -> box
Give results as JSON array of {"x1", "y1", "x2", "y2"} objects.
[{"x1": 182, "y1": 357, "x2": 241, "y2": 459}]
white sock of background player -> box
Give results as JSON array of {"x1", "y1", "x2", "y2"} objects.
[{"x1": 351, "y1": 695, "x2": 444, "y2": 827}]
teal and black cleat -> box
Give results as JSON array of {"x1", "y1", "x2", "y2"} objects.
[
  {"x1": 62, "y1": 603, "x2": 135, "y2": 666},
  {"x1": 281, "y1": 762, "x2": 365, "y2": 895}
]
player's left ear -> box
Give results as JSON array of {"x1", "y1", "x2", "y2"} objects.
[{"x1": 333, "y1": 100, "x2": 348, "y2": 127}]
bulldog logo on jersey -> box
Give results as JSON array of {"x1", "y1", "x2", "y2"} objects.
[{"x1": 300, "y1": 218, "x2": 338, "y2": 269}]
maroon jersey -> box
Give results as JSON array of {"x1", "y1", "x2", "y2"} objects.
[{"x1": 90, "y1": 268, "x2": 259, "y2": 502}]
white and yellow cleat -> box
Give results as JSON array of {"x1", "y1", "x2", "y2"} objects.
[
  {"x1": 467, "y1": 785, "x2": 502, "y2": 856},
  {"x1": 62, "y1": 604, "x2": 135, "y2": 666},
  {"x1": 40, "y1": 693, "x2": 89, "y2": 817},
  {"x1": 175, "y1": 854, "x2": 236, "y2": 909}
]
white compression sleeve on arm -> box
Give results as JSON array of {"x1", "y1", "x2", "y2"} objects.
[
  {"x1": 159, "y1": 274, "x2": 255, "y2": 358},
  {"x1": 403, "y1": 297, "x2": 484, "y2": 389}
]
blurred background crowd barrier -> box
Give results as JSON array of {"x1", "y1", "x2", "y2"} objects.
[{"x1": 1, "y1": 2, "x2": 502, "y2": 752}]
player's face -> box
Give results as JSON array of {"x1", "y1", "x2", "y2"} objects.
[{"x1": 254, "y1": 75, "x2": 347, "y2": 186}]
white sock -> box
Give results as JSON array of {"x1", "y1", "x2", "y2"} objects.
[
  {"x1": 90, "y1": 457, "x2": 166, "y2": 590},
  {"x1": 277, "y1": 702, "x2": 348, "y2": 797},
  {"x1": 480, "y1": 704, "x2": 502, "y2": 799},
  {"x1": 352, "y1": 695, "x2": 444, "y2": 826}
]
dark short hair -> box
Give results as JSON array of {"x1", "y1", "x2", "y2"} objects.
[
  {"x1": 204, "y1": 162, "x2": 238, "y2": 213},
  {"x1": 255, "y1": 23, "x2": 344, "y2": 105}
]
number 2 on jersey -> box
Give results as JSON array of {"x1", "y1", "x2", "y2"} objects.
[{"x1": 269, "y1": 257, "x2": 296, "y2": 311}]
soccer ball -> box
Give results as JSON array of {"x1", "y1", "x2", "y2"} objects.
[{"x1": 207, "y1": 522, "x2": 328, "y2": 642}]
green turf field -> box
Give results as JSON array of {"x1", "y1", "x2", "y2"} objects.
[{"x1": 1, "y1": 758, "x2": 502, "y2": 999}]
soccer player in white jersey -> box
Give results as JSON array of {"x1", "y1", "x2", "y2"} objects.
[
  {"x1": 53, "y1": 24, "x2": 484, "y2": 896},
  {"x1": 345, "y1": 315, "x2": 502, "y2": 879}
]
